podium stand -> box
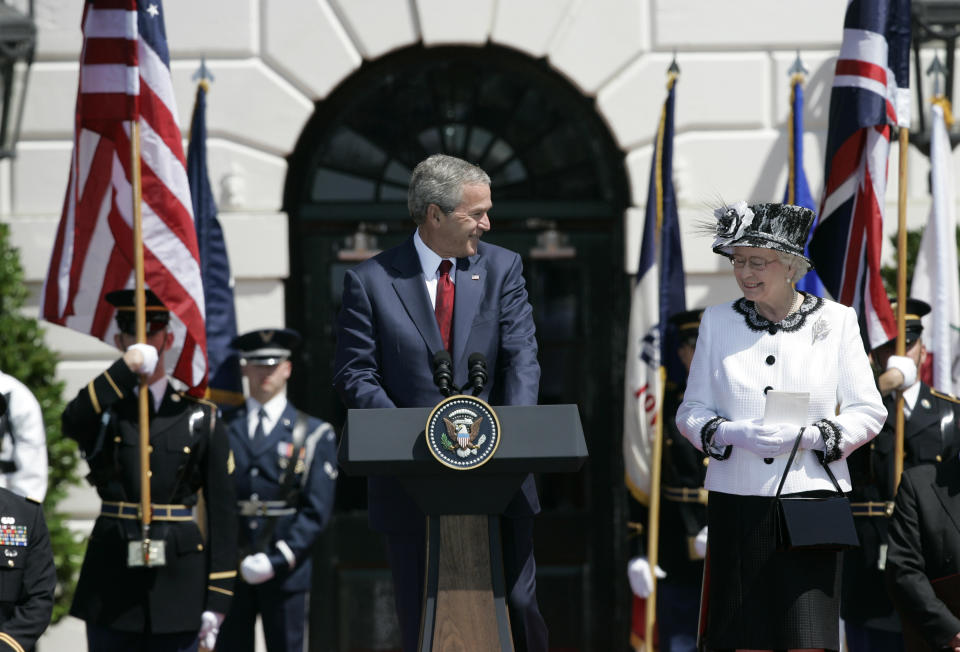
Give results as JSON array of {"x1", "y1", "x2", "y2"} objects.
[{"x1": 339, "y1": 403, "x2": 588, "y2": 651}]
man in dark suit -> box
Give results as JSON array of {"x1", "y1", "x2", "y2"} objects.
[
  {"x1": 885, "y1": 455, "x2": 960, "y2": 651},
  {"x1": 333, "y1": 153, "x2": 545, "y2": 652},
  {"x1": 216, "y1": 328, "x2": 338, "y2": 652},
  {"x1": 62, "y1": 289, "x2": 237, "y2": 652},
  {"x1": 843, "y1": 299, "x2": 960, "y2": 652},
  {"x1": 0, "y1": 393, "x2": 56, "y2": 651}
]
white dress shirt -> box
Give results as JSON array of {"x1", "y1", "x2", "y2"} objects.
[
  {"x1": 413, "y1": 229, "x2": 456, "y2": 310},
  {"x1": 245, "y1": 392, "x2": 287, "y2": 439}
]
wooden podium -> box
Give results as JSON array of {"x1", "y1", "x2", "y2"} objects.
[{"x1": 339, "y1": 403, "x2": 588, "y2": 651}]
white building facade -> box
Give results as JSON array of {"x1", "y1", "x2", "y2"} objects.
[{"x1": 2, "y1": 0, "x2": 954, "y2": 648}]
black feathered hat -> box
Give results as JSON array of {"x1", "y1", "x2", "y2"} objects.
[{"x1": 711, "y1": 202, "x2": 815, "y2": 266}]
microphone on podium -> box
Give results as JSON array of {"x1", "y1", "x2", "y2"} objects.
[
  {"x1": 467, "y1": 353, "x2": 488, "y2": 396},
  {"x1": 432, "y1": 350, "x2": 456, "y2": 397}
]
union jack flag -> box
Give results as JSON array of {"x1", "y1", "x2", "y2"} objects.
[
  {"x1": 809, "y1": 0, "x2": 911, "y2": 349},
  {"x1": 41, "y1": 0, "x2": 208, "y2": 393}
]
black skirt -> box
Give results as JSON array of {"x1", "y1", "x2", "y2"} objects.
[{"x1": 705, "y1": 491, "x2": 842, "y2": 651}]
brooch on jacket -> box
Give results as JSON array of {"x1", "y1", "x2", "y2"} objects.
[{"x1": 811, "y1": 318, "x2": 829, "y2": 344}]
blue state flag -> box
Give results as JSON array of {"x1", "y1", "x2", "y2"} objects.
[
  {"x1": 782, "y1": 76, "x2": 825, "y2": 296},
  {"x1": 188, "y1": 81, "x2": 243, "y2": 406}
]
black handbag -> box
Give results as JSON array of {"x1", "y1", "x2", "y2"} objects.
[{"x1": 774, "y1": 428, "x2": 860, "y2": 551}]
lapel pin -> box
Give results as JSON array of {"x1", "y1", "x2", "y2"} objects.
[
  {"x1": 921, "y1": 398, "x2": 931, "y2": 410},
  {"x1": 471, "y1": 274, "x2": 480, "y2": 280}
]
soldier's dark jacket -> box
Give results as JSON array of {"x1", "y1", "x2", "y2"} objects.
[
  {"x1": 842, "y1": 383, "x2": 960, "y2": 628},
  {"x1": 0, "y1": 488, "x2": 54, "y2": 652},
  {"x1": 62, "y1": 359, "x2": 237, "y2": 633}
]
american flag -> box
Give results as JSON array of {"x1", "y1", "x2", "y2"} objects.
[
  {"x1": 809, "y1": 0, "x2": 911, "y2": 349},
  {"x1": 41, "y1": 0, "x2": 207, "y2": 393}
]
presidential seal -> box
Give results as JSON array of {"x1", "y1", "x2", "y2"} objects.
[{"x1": 425, "y1": 395, "x2": 501, "y2": 470}]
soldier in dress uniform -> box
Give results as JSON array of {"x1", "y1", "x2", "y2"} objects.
[
  {"x1": 0, "y1": 392, "x2": 56, "y2": 652},
  {"x1": 216, "y1": 328, "x2": 337, "y2": 652},
  {"x1": 628, "y1": 309, "x2": 708, "y2": 652},
  {"x1": 842, "y1": 298, "x2": 960, "y2": 652},
  {"x1": 62, "y1": 289, "x2": 238, "y2": 652}
]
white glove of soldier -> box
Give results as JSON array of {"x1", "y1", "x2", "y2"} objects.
[
  {"x1": 694, "y1": 526, "x2": 708, "y2": 559},
  {"x1": 240, "y1": 552, "x2": 275, "y2": 585},
  {"x1": 714, "y1": 419, "x2": 782, "y2": 457},
  {"x1": 124, "y1": 343, "x2": 158, "y2": 376},
  {"x1": 198, "y1": 610, "x2": 224, "y2": 650},
  {"x1": 627, "y1": 557, "x2": 666, "y2": 598},
  {"x1": 887, "y1": 355, "x2": 918, "y2": 390}
]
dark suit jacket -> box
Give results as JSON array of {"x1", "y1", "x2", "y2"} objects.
[
  {"x1": 226, "y1": 401, "x2": 337, "y2": 592},
  {"x1": 333, "y1": 235, "x2": 540, "y2": 533},
  {"x1": 62, "y1": 359, "x2": 237, "y2": 633},
  {"x1": 885, "y1": 455, "x2": 960, "y2": 650}
]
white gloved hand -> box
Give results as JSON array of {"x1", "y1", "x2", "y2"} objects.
[
  {"x1": 627, "y1": 556, "x2": 666, "y2": 598},
  {"x1": 125, "y1": 343, "x2": 158, "y2": 376},
  {"x1": 693, "y1": 526, "x2": 708, "y2": 559},
  {"x1": 240, "y1": 553, "x2": 275, "y2": 585},
  {"x1": 198, "y1": 610, "x2": 224, "y2": 650},
  {"x1": 767, "y1": 425, "x2": 823, "y2": 456},
  {"x1": 887, "y1": 355, "x2": 917, "y2": 390},
  {"x1": 714, "y1": 419, "x2": 782, "y2": 457}
]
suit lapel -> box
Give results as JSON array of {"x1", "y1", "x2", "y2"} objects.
[
  {"x1": 392, "y1": 237, "x2": 444, "y2": 355},
  {"x1": 148, "y1": 385, "x2": 187, "y2": 441},
  {"x1": 932, "y1": 456, "x2": 960, "y2": 536},
  {"x1": 451, "y1": 253, "x2": 486, "y2": 368}
]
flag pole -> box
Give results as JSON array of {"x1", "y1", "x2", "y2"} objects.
[
  {"x1": 643, "y1": 63, "x2": 678, "y2": 650},
  {"x1": 130, "y1": 119, "x2": 153, "y2": 543},
  {"x1": 893, "y1": 123, "x2": 908, "y2": 492},
  {"x1": 643, "y1": 366, "x2": 666, "y2": 651}
]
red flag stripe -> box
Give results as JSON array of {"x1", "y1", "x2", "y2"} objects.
[{"x1": 835, "y1": 59, "x2": 888, "y2": 85}]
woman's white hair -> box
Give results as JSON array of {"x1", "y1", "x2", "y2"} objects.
[{"x1": 777, "y1": 251, "x2": 811, "y2": 283}]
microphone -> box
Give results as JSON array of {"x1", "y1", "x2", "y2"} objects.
[
  {"x1": 467, "y1": 353, "x2": 488, "y2": 396},
  {"x1": 432, "y1": 350, "x2": 455, "y2": 397}
]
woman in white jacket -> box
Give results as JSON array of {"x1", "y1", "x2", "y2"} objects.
[{"x1": 676, "y1": 202, "x2": 886, "y2": 652}]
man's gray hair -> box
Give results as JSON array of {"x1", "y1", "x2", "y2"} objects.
[{"x1": 408, "y1": 154, "x2": 491, "y2": 224}]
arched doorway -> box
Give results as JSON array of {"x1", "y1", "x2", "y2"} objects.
[{"x1": 284, "y1": 43, "x2": 631, "y2": 650}]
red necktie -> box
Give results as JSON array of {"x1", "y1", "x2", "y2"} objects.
[{"x1": 435, "y1": 260, "x2": 454, "y2": 351}]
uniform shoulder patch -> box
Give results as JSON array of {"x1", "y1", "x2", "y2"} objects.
[{"x1": 931, "y1": 388, "x2": 960, "y2": 404}]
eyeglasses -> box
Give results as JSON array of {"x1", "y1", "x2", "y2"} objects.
[{"x1": 729, "y1": 255, "x2": 779, "y2": 271}]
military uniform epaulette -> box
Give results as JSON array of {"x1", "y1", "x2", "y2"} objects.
[
  {"x1": 930, "y1": 388, "x2": 960, "y2": 404},
  {"x1": 180, "y1": 392, "x2": 217, "y2": 410},
  {"x1": 24, "y1": 496, "x2": 41, "y2": 505}
]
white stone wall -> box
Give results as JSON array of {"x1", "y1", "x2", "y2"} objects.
[{"x1": 4, "y1": 1, "x2": 956, "y2": 645}]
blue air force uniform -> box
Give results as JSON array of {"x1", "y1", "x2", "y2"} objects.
[{"x1": 216, "y1": 329, "x2": 338, "y2": 652}]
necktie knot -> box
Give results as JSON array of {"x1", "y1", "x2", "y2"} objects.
[{"x1": 438, "y1": 259, "x2": 453, "y2": 278}]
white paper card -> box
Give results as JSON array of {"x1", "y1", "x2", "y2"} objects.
[{"x1": 763, "y1": 391, "x2": 809, "y2": 426}]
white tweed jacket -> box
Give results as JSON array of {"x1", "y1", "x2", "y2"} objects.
[{"x1": 676, "y1": 294, "x2": 886, "y2": 497}]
